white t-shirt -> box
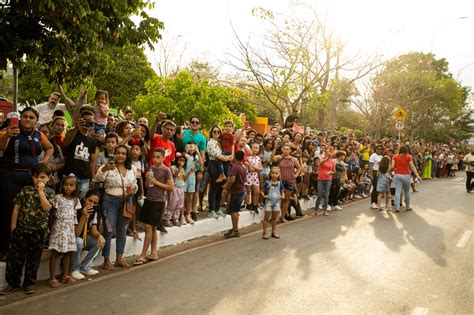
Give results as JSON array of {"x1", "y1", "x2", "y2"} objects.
[
  {"x1": 34, "y1": 102, "x2": 68, "y2": 124},
  {"x1": 369, "y1": 153, "x2": 383, "y2": 171}
]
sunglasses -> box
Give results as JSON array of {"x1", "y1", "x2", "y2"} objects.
[
  {"x1": 212, "y1": 130, "x2": 221, "y2": 134},
  {"x1": 190, "y1": 121, "x2": 200, "y2": 125}
]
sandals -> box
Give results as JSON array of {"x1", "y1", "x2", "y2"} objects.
[
  {"x1": 271, "y1": 233, "x2": 280, "y2": 239},
  {"x1": 49, "y1": 279, "x2": 62, "y2": 288},
  {"x1": 133, "y1": 258, "x2": 148, "y2": 266},
  {"x1": 262, "y1": 233, "x2": 269, "y2": 240},
  {"x1": 405, "y1": 207, "x2": 413, "y2": 212},
  {"x1": 146, "y1": 255, "x2": 159, "y2": 261},
  {"x1": 131, "y1": 230, "x2": 142, "y2": 241},
  {"x1": 115, "y1": 260, "x2": 129, "y2": 268},
  {"x1": 62, "y1": 275, "x2": 76, "y2": 284},
  {"x1": 102, "y1": 261, "x2": 114, "y2": 270}
]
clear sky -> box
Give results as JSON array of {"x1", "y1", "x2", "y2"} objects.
[{"x1": 146, "y1": 0, "x2": 474, "y2": 89}]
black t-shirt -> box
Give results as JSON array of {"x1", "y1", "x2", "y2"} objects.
[{"x1": 65, "y1": 131, "x2": 97, "y2": 179}]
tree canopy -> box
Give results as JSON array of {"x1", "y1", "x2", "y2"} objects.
[
  {"x1": 132, "y1": 70, "x2": 257, "y2": 130},
  {"x1": 0, "y1": 0, "x2": 163, "y2": 85}
]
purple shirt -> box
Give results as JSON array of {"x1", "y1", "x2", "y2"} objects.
[
  {"x1": 230, "y1": 163, "x2": 247, "y2": 194},
  {"x1": 146, "y1": 165, "x2": 172, "y2": 202}
]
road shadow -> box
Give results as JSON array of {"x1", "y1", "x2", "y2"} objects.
[
  {"x1": 397, "y1": 210, "x2": 447, "y2": 267},
  {"x1": 367, "y1": 210, "x2": 406, "y2": 252}
]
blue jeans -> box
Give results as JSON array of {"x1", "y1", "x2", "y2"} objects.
[
  {"x1": 102, "y1": 194, "x2": 130, "y2": 257},
  {"x1": 78, "y1": 179, "x2": 90, "y2": 200},
  {"x1": 208, "y1": 160, "x2": 223, "y2": 211},
  {"x1": 316, "y1": 180, "x2": 331, "y2": 210},
  {"x1": 394, "y1": 174, "x2": 411, "y2": 210},
  {"x1": 71, "y1": 235, "x2": 100, "y2": 273}
]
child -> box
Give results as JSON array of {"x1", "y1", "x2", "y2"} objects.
[
  {"x1": 0, "y1": 164, "x2": 55, "y2": 295},
  {"x1": 222, "y1": 150, "x2": 247, "y2": 239},
  {"x1": 166, "y1": 153, "x2": 193, "y2": 227},
  {"x1": 184, "y1": 142, "x2": 201, "y2": 224},
  {"x1": 376, "y1": 156, "x2": 391, "y2": 211},
  {"x1": 245, "y1": 143, "x2": 263, "y2": 212},
  {"x1": 92, "y1": 90, "x2": 109, "y2": 136},
  {"x1": 134, "y1": 148, "x2": 174, "y2": 265},
  {"x1": 71, "y1": 189, "x2": 105, "y2": 280},
  {"x1": 128, "y1": 138, "x2": 145, "y2": 239},
  {"x1": 96, "y1": 133, "x2": 118, "y2": 170},
  {"x1": 48, "y1": 174, "x2": 81, "y2": 287},
  {"x1": 219, "y1": 120, "x2": 235, "y2": 181},
  {"x1": 261, "y1": 167, "x2": 285, "y2": 239}
]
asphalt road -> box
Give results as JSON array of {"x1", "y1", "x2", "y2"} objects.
[{"x1": 1, "y1": 176, "x2": 472, "y2": 314}]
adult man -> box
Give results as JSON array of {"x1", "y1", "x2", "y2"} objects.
[
  {"x1": 369, "y1": 144, "x2": 384, "y2": 209},
  {"x1": 182, "y1": 116, "x2": 207, "y2": 221},
  {"x1": 463, "y1": 147, "x2": 474, "y2": 193},
  {"x1": 149, "y1": 113, "x2": 176, "y2": 168},
  {"x1": 64, "y1": 110, "x2": 97, "y2": 199},
  {"x1": 34, "y1": 92, "x2": 68, "y2": 124},
  {"x1": 137, "y1": 117, "x2": 149, "y2": 127},
  {"x1": 269, "y1": 126, "x2": 280, "y2": 139}
]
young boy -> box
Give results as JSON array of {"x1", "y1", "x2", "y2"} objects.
[
  {"x1": 0, "y1": 164, "x2": 56, "y2": 295},
  {"x1": 134, "y1": 148, "x2": 174, "y2": 265},
  {"x1": 217, "y1": 120, "x2": 235, "y2": 183},
  {"x1": 222, "y1": 150, "x2": 247, "y2": 239}
]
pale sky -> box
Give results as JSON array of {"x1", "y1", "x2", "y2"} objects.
[{"x1": 146, "y1": 0, "x2": 474, "y2": 89}]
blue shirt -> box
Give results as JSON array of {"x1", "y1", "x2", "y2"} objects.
[{"x1": 183, "y1": 130, "x2": 207, "y2": 153}]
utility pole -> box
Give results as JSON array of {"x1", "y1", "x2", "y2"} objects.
[{"x1": 13, "y1": 65, "x2": 18, "y2": 111}]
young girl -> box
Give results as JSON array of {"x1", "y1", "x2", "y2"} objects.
[
  {"x1": 48, "y1": 175, "x2": 81, "y2": 288},
  {"x1": 92, "y1": 90, "x2": 109, "y2": 136},
  {"x1": 261, "y1": 167, "x2": 285, "y2": 239},
  {"x1": 245, "y1": 143, "x2": 263, "y2": 213},
  {"x1": 167, "y1": 153, "x2": 193, "y2": 226},
  {"x1": 376, "y1": 156, "x2": 391, "y2": 211},
  {"x1": 184, "y1": 142, "x2": 201, "y2": 224},
  {"x1": 129, "y1": 139, "x2": 145, "y2": 239},
  {"x1": 134, "y1": 148, "x2": 174, "y2": 265}
]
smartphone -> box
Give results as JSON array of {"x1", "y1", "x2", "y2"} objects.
[
  {"x1": 84, "y1": 120, "x2": 94, "y2": 128},
  {"x1": 108, "y1": 154, "x2": 116, "y2": 164},
  {"x1": 165, "y1": 113, "x2": 173, "y2": 120}
]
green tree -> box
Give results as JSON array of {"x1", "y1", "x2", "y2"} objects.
[
  {"x1": 0, "y1": 0, "x2": 163, "y2": 85},
  {"x1": 93, "y1": 45, "x2": 156, "y2": 109},
  {"x1": 133, "y1": 70, "x2": 257, "y2": 130}
]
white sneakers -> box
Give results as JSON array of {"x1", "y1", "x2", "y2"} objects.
[
  {"x1": 370, "y1": 203, "x2": 379, "y2": 209},
  {"x1": 84, "y1": 269, "x2": 99, "y2": 276},
  {"x1": 71, "y1": 271, "x2": 85, "y2": 280},
  {"x1": 71, "y1": 269, "x2": 99, "y2": 280},
  {"x1": 354, "y1": 195, "x2": 362, "y2": 199},
  {"x1": 333, "y1": 205, "x2": 343, "y2": 211}
]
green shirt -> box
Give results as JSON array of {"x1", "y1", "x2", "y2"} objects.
[{"x1": 14, "y1": 186, "x2": 56, "y2": 231}]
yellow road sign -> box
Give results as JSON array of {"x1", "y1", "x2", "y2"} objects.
[{"x1": 392, "y1": 107, "x2": 408, "y2": 121}]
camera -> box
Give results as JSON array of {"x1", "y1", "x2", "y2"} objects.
[
  {"x1": 107, "y1": 154, "x2": 116, "y2": 164},
  {"x1": 82, "y1": 120, "x2": 94, "y2": 128}
]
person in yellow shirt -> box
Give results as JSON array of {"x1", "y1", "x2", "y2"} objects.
[{"x1": 463, "y1": 148, "x2": 474, "y2": 193}]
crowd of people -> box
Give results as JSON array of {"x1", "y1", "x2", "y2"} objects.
[{"x1": 0, "y1": 89, "x2": 473, "y2": 296}]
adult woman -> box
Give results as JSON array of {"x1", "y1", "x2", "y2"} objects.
[
  {"x1": 315, "y1": 148, "x2": 336, "y2": 216},
  {"x1": 0, "y1": 107, "x2": 54, "y2": 258},
  {"x1": 206, "y1": 126, "x2": 231, "y2": 219},
  {"x1": 172, "y1": 126, "x2": 185, "y2": 154},
  {"x1": 272, "y1": 143, "x2": 302, "y2": 222},
  {"x1": 115, "y1": 120, "x2": 133, "y2": 146},
  {"x1": 50, "y1": 116, "x2": 68, "y2": 157},
  {"x1": 46, "y1": 118, "x2": 67, "y2": 190},
  {"x1": 94, "y1": 145, "x2": 138, "y2": 269},
  {"x1": 422, "y1": 148, "x2": 432, "y2": 179},
  {"x1": 391, "y1": 145, "x2": 421, "y2": 213}
]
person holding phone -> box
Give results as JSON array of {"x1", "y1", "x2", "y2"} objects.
[
  {"x1": 0, "y1": 107, "x2": 54, "y2": 260},
  {"x1": 70, "y1": 189, "x2": 105, "y2": 280},
  {"x1": 63, "y1": 109, "x2": 97, "y2": 199},
  {"x1": 94, "y1": 145, "x2": 138, "y2": 270}
]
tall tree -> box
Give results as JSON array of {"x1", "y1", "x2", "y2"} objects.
[
  {"x1": 352, "y1": 52, "x2": 470, "y2": 141},
  {"x1": 228, "y1": 5, "x2": 380, "y2": 128},
  {"x1": 0, "y1": 0, "x2": 163, "y2": 85}
]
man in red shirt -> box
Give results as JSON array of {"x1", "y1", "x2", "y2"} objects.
[{"x1": 149, "y1": 116, "x2": 176, "y2": 168}]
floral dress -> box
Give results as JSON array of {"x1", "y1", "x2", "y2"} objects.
[
  {"x1": 245, "y1": 155, "x2": 262, "y2": 186},
  {"x1": 48, "y1": 194, "x2": 80, "y2": 253}
]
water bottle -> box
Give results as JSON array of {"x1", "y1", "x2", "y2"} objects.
[
  {"x1": 147, "y1": 169, "x2": 154, "y2": 187},
  {"x1": 7, "y1": 112, "x2": 20, "y2": 129}
]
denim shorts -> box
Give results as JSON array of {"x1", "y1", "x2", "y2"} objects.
[{"x1": 264, "y1": 199, "x2": 281, "y2": 212}]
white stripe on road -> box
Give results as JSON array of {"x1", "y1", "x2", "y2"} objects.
[
  {"x1": 456, "y1": 230, "x2": 472, "y2": 248},
  {"x1": 412, "y1": 307, "x2": 428, "y2": 315}
]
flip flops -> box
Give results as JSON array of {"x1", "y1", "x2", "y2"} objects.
[{"x1": 133, "y1": 258, "x2": 148, "y2": 266}]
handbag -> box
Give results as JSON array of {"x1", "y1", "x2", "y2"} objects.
[{"x1": 120, "y1": 172, "x2": 136, "y2": 219}]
